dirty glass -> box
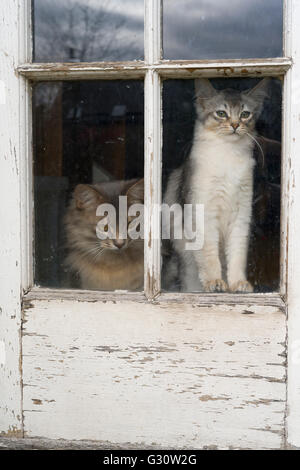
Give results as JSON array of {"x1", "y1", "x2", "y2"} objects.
[
  {"x1": 33, "y1": 0, "x2": 144, "y2": 62},
  {"x1": 33, "y1": 81, "x2": 144, "y2": 290},
  {"x1": 163, "y1": 0, "x2": 283, "y2": 60},
  {"x1": 162, "y1": 77, "x2": 281, "y2": 293}
]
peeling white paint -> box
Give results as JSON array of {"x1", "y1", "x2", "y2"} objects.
[
  {"x1": 2, "y1": 0, "x2": 300, "y2": 451},
  {"x1": 286, "y1": 0, "x2": 300, "y2": 448},
  {"x1": 22, "y1": 300, "x2": 286, "y2": 449},
  {"x1": 0, "y1": 341, "x2": 6, "y2": 366},
  {"x1": 0, "y1": 81, "x2": 6, "y2": 105},
  {"x1": 0, "y1": 0, "x2": 30, "y2": 436},
  {"x1": 17, "y1": 59, "x2": 292, "y2": 81}
]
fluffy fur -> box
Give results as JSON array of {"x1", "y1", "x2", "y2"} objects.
[
  {"x1": 164, "y1": 78, "x2": 269, "y2": 292},
  {"x1": 65, "y1": 179, "x2": 144, "y2": 291}
]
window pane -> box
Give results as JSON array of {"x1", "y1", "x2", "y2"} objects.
[
  {"x1": 162, "y1": 78, "x2": 281, "y2": 293},
  {"x1": 163, "y1": 0, "x2": 283, "y2": 60},
  {"x1": 33, "y1": 0, "x2": 144, "y2": 62},
  {"x1": 33, "y1": 81, "x2": 144, "y2": 291}
]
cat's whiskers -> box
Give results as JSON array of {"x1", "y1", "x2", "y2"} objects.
[
  {"x1": 85, "y1": 243, "x2": 105, "y2": 260},
  {"x1": 245, "y1": 131, "x2": 265, "y2": 168},
  {"x1": 94, "y1": 247, "x2": 106, "y2": 260}
]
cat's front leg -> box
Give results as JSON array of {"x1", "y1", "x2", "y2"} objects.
[
  {"x1": 193, "y1": 225, "x2": 227, "y2": 292},
  {"x1": 226, "y1": 193, "x2": 253, "y2": 293}
]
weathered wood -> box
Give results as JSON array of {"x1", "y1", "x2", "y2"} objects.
[
  {"x1": 145, "y1": 0, "x2": 161, "y2": 64},
  {"x1": 0, "y1": 0, "x2": 31, "y2": 436},
  {"x1": 144, "y1": 70, "x2": 162, "y2": 299},
  {"x1": 22, "y1": 300, "x2": 286, "y2": 449},
  {"x1": 1, "y1": 0, "x2": 296, "y2": 451},
  {"x1": 0, "y1": 436, "x2": 163, "y2": 450},
  {"x1": 157, "y1": 58, "x2": 292, "y2": 79},
  {"x1": 17, "y1": 58, "x2": 292, "y2": 81},
  {"x1": 23, "y1": 287, "x2": 286, "y2": 309},
  {"x1": 285, "y1": 0, "x2": 300, "y2": 449},
  {"x1": 144, "y1": 0, "x2": 162, "y2": 300}
]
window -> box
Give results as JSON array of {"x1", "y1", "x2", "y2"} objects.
[
  {"x1": 163, "y1": 0, "x2": 283, "y2": 59},
  {"x1": 29, "y1": 0, "x2": 286, "y2": 298},
  {"x1": 33, "y1": 0, "x2": 144, "y2": 62},
  {"x1": 33, "y1": 80, "x2": 144, "y2": 289},
  {"x1": 2, "y1": 0, "x2": 300, "y2": 450},
  {"x1": 162, "y1": 77, "x2": 282, "y2": 293}
]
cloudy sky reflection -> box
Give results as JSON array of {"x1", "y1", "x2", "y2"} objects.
[
  {"x1": 33, "y1": 0, "x2": 144, "y2": 62},
  {"x1": 163, "y1": 0, "x2": 283, "y2": 59},
  {"x1": 34, "y1": 0, "x2": 283, "y2": 62}
]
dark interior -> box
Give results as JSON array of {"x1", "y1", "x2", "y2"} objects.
[
  {"x1": 34, "y1": 77, "x2": 281, "y2": 292},
  {"x1": 33, "y1": 80, "x2": 144, "y2": 287}
]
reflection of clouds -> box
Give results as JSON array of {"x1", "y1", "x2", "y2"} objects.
[
  {"x1": 73, "y1": 0, "x2": 144, "y2": 20},
  {"x1": 34, "y1": 0, "x2": 144, "y2": 62},
  {"x1": 163, "y1": 0, "x2": 283, "y2": 59},
  {"x1": 164, "y1": 0, "x2": 271, "y2": 19}
]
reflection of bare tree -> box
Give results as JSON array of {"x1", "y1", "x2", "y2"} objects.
[{"x1": 34, "y1": 0, "x2": 141, "y2": 62}]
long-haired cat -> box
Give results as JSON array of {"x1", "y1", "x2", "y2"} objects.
[
  {"x1": 65, "y1": 178, "x2": 144, "y2": 291},
  {"x1": 164, "y1": 78, "x2": 269, "y2": 292}
]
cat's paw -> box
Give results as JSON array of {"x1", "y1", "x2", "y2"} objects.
[
  {"x1": 203, "y1": 279, "x2": 228, "y2": 292},
  {"x1": 229, "y1": 280, "x2": 253, "y2": 293}
]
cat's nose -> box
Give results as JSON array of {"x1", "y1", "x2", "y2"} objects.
[
  {"x1": 114, "y1": 239, "x2": 126, "y2": 249},
  {"x1": 231, "y1": 122, "x2": 239, "y2": 131}
]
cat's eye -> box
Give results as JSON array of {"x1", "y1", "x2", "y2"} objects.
[
  {"x1": 240, "y1": 111, "x2": 251, "y2": 119},
  {"x1": 104, "y1": 225, "x2": 108, "y2": 232},
  {"x1": 216, "y1": 110, "x2": 227, "y2": 118}
]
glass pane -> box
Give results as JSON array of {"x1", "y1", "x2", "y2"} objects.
[
  {"x1": 162, "y1": 78, "x2": 281, "y2": 293},
  {"x1": 163, "y1": 0, "x2": 283, "y2": 60},
  {"x1": 33, "y1": 81, "x2": 144, "y2": 291},
  {"x1": 33, "y1": 0, "x2": 144, "y2": 62}
]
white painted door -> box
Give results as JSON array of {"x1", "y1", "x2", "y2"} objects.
[{"x1": 1, "y1": 0, "x2": 300, "y2": 449}]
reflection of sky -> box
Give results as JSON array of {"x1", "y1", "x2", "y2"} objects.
[
  {"x1": 34, "y1": 0, "x2": 283, "y2": 62},
  {"x1": 163, "y1": 0, "x2": 283, "y2": 59},
  {"x1": 34, "y1": 0, "x2": 144, "y2": 62}
]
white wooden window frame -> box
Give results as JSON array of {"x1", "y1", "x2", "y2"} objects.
[{"x1": 1, "y1": 0, "x2": 300, "y2": 449}]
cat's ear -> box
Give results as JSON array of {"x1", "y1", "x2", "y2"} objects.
[
  {"x1": 74, "y1": 184, "x2": 104, "y2": 210},
  {"x1": 195, "y1": 78, "x2": 217, "y2": 111},
  {"x1": 126, "y1": 178, "x2": 144, "y2": 205},
  {"x1": 244, "y1": 78, "x2": 270, "y2": 103}
]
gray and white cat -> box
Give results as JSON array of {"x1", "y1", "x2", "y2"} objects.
[{"x1": 164, "y1": 78, "x2": 269, "y2": 293}]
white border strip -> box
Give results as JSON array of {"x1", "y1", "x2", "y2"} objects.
[{"x1": 286, "y1": 0, "x2": 300, "y2": 449}]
